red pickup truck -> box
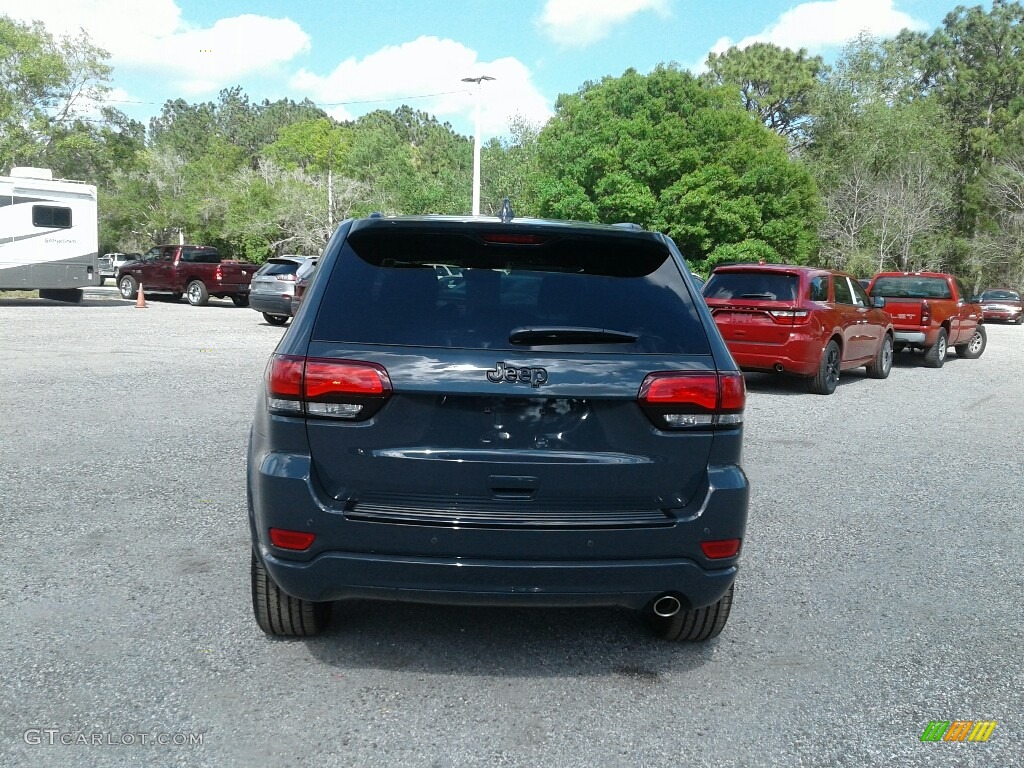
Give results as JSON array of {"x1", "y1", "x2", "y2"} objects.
[
  {"x1": 866, "y1": 272, "x2": 986, "y2": 368},
  {"x1": 116, "y1": 245, "x2": 254, "y2": 306}
]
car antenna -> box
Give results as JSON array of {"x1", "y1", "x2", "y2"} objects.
[{"x1": 499, "y1": 197, "x2": 514, "y2": 223}]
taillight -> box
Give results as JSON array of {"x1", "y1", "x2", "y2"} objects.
[
  {"x1": 768, "y1": 309, "x2": 810, "y2": 323},
  {"x1": 266, "y1": 355, "x2": 392, "y2": 420},
  {"x1": 269, "y1": 528, "x2": 315, "y2": 551},
  {"x1": 920, "y1": 300, "x2": 931, "y2": 326},
  {"x1": 279, "y1": 274, "x2": 297, "y2": 282},
  {"x1": 214, "y1": 266, "x2": 223, "y2": 281},
  {"x1": 701, "y1": 539, "x2": 741, "y2": 559},
  {"x1": 638, "y1": 372, "x2": 745, "y2": 429}
]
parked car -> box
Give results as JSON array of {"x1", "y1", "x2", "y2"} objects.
[
  {"x1": 117, "y1": 245, "x2": 253, "y2": 306},
  {"x1": 248, "y1": 255, "x2": 314, "y2": 325},
  {"x1": 702, "y1": 264, "x2": 894, "y2": 394},
  {"x1": 978, "y1": 288, "x2": 1023, "y2": 324},
  {"x1": 289, "y1": 257, "x2": 320, "y2": 316},
  {"x1": 866, "y1": 272, "x2": 986, "y2": 367},
  {"x1": 98, "y1": 252, "x2": 140, "y2": 286},
  {"x1": 248, "y1": 214, "x2": 749, "y2": 641}
]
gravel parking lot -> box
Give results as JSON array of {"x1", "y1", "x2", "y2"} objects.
[{"x1": 1, "y1": 285, "x2": 1021, "y2": 768}]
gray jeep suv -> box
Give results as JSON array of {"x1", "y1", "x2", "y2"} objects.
[{"x1": 247, "y1": 214, "x2": 749, "y2": 641}]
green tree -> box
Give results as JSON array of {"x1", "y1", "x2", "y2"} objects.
[
  {"x1": 0, "y1": 15, "x2": 114, "y2": 172},
  {"x1": 893, "y1": 1, "x2": 1024, "y2": 235},
  {"x1": 262, "y1": 118, "x2": 351, "y2": 172},
  {"x1": 535, "y1": 65, "x2": 821, "y2": 269},
  {"x1": 702, "y1": 42, "x2": 826, "y2": 150},
  {"x1": 482, "y1": 115, "x2": 542, "y2": 216},
  {"x1": 807, "y1": 34, "x2": 957, "y2": 273}
]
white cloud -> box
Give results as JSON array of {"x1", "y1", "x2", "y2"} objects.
[
  {"x1": 706, "y1": 0, "x2": 927, "y2": 61},
  {"x1": 0, "y1": 1, "x2": 310, "y2": 95},
  {"x1": 538, "y1": 0, "x2": 670, "y2": 48},
  {"x1": 291, "y1": 36, "x2": 552, "y2": 137}
]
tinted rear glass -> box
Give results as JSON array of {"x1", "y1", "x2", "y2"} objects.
[
  {"x1": 180, "y1": 248, "x2": 220, "y2": 263},
  {"x1": 312, "y1": 229, "x2": 709, "y2": 354},
  {"x1": 870, "y1": 277, "x2": 951, "y2": 299},
  {"x1": 703, "y1": 272, "x2": 799, "y2": 301},
  {"x1": 259, "y1": 261, "x2": 301, "y2": 276},
  {"x1": 982, "y1": 290, "x2": 1020, "y2": 301}
]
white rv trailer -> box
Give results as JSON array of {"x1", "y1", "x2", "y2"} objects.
[{"x1": 0, "y1": 167, "x2": 99, "y2": 301}]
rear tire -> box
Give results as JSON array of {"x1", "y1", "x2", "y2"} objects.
[
  {"x1": 186, "y1": 280, "x2": 210, "y2": 306},
  {"x1": 808, "y1": 340, "x2": 841, "y2": 394},
  {"x1": 251, "y1": 550, "x2": 331, "y2": 636},
  {"x1": 263, "y1": 312, "x2": 288, "y2": 326},
  {"x1": 923, "y1": 328, "x2": 947, "y2": 368},
  {"x1": 954, "y1": 325, "x2": 987, "y2": 359},
  {"x1": 646, "y1": 584, "x2": 734, "y2": 642},
  {"x1": 866, "y1": 334, "x2": 893, "y2": 379},
  {"x1": 118, "y1": 275, "x2": 138, "y2": 300},
  {"x1": 232, "y1": 294, "x2": 249, "y2": 307}
]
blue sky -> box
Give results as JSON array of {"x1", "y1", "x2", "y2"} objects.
[{"x1": 3, "y1": 0, "x2": 964, "y2": 137}]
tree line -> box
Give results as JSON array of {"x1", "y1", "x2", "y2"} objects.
[{"x1": 3, "y1": 1, "x2": 1024, "y2": 289}]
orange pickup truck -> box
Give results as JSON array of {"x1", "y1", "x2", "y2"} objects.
[{"x1": 866, "y1": 272, "x2": 986, "y2": 368}]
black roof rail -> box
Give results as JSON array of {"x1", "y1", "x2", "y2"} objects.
[{"x1": 612, "y1": 222, "x2": 644, "y2": 230}]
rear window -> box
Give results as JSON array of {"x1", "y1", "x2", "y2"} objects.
[
  {"x1": 258, "y1": 260, "x2": 302, "y2": 276},
  {"x1": 982, "y1": 290, "x2": 1020, "y2": 301},
  {"x1": 179, "y1": 248, "x2": 220, "y2": 264},
  {"x1": 312, "y1": 229, "x2": 709, "y2": 354},
  {"x1": 703, "y1": 271, "x2": 799, "y2": 301},
  {"x1": 870, "y1": 277, "x2": 951, "y2": 299}
]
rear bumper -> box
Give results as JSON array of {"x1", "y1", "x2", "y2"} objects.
[
  {"x1": 248, "y1": 447, "x2": 749, "y2": 611},
  {"x1": 893, "y1": 330, "x2": 928, "y2": 344},
  {"x1": 982, "y1": 309, "x2": 1021, "y2": 322},
  {"x1": 210, "y1": 282, "x2": 249, "y2": 294},
  {"x1": 724, "y1": 334, "x2": 822, "y2": 377},
  {"x1": 256, "y1": 549, "x2": 738, "y2": 610},
  {"x1": 249, "y1": 293, "x2": 292, "y2": 315}
]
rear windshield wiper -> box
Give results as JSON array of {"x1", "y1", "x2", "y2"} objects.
[
  {"x1": 739, "y1": 292, "x2": 777, "y2": 299},
  {"x1": 509, "y1": 326, "x2": 639, "y2": 345}
]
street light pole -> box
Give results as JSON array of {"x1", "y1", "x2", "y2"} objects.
[{"x1": 462, "y1": 75, "x2": 495, "y2": 216}]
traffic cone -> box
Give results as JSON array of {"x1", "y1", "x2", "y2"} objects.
[{"x1": 135, "y1": 283, "x2": 147, "y2": 309}]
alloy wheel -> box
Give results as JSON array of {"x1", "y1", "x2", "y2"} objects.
[
  {"x1": 826, "y1": 346, "x2": 840, "y2": 388},
  {"x1": 968, "y1": 330, "x2": 984, "y2": 355}
]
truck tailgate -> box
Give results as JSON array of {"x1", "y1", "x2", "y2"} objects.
[{"x1": 882, "y1": 299, "x2": 923, "y2": 328}]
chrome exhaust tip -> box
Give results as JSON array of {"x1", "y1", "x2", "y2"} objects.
[
  {"x1": 652, "y1": 595, "x2": 682, "y2": 618},
  {"x1": 774, "y1": 363, "x2": 785, "y2": 373}
]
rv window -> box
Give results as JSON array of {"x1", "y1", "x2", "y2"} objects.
[{"x1": 32, "y1": 206, "x2": 72, "y2": 229}]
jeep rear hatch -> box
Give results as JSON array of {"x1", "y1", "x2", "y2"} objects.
[{"x1": 285, "y1": 224, "x2": 738, "y2": 533}]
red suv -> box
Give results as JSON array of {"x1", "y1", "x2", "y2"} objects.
[{"x1": 703, "y1": 264, "x2": 895, "y2": 394}]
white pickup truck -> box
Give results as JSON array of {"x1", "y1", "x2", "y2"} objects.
[{"x1": 98, "y1": 252, "x2": 141, "y2": 286}]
